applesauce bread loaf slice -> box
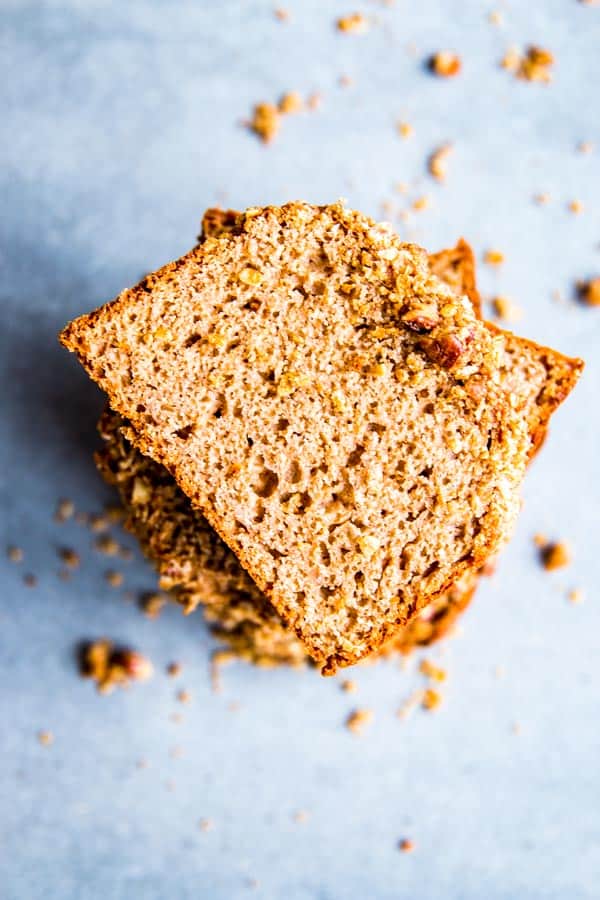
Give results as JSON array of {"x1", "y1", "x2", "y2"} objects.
[{"x1": 61, "y1": 201, "x2": 533, "y2": 672}]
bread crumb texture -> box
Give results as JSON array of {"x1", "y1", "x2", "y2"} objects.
[{"x1": 61, "y1": 203, "x2": 582, "y2": 672}]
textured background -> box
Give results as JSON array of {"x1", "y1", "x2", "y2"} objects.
[{"x1": 1, "y1": 2, "x2": 599, "y2": 898}]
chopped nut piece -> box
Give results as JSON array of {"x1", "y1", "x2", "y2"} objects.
[
  {"x1": 38, "y1": 730, "x2": 54, "y2": 747},
  {"x1": 491, "y1": 295, "x2": 522, "y2": 322},
  {"x1": 484, "y1": 249, "x2": 505, "y2": 266},
  {"x1": 7, "y1": 545, "x2": 23, "y2": 563},
  {"x1": 337, "y1": 13, "x2": 369, "y2": 34},
  {"x1": 278, "y1": 91, "x2": 303, "y2": 114},
  {"x1": 79, "y1": 639, "x2": 153, "y2": 694},
  {"x1": 428, "y1": 144, "x2": 452, "y2": 181},
  {"x1": 346, "y1": 708, "x2": 373, "y2": 734},
  {"x1": 540, "y1": 541, "x2": 571, "y2": 571},
  {"x1": 579, "y1": 278, "x2": 600, "y2": 306},
  {"x1": 419, "y1": 659, "x2": 447, "y2": 682},
  {"x1": 429, "y1": 51, "x2": 462, "y2": 78},
  {"x1": 398, "y1": 838, "x2": 415, "y2": 853},
  {"x1": 105, "y1": 570, "x2": 123, "y2": 588},
  {"x1": 341, "y1": 679, "x2": 357, "y2": 693},
  {"x1": 54, "y1": 499, "x2": 75, "y2": 523},
  {"x1": 59, "y1": 547, "x2": 80, "y2": 569},
  {"x1": 401, "y1": 304, "x2": 439, "y2": 332},
  {"x1": 248, "y1": 102, "x2": 280, "y2": 143},
  {"x1": 422, "y1": 688, "x2": 442, "y2": 711},
  {"x1": 94, "y1": 535, "x2": 120, "y2": 556},
  {"x1": 397, "y1": 122, "x2": 414, "y2": 139},
  {"x1": 239, "y1": 266, "x2": 264, "y2": 286}
]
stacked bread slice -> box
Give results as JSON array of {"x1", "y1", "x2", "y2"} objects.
[{"x1": 61, "y1": 203, "x2": 582, "y2": 673}]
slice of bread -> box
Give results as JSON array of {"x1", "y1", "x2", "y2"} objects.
[{"x1": 60, "y1": 202, "x2": 537, "y2": 671}]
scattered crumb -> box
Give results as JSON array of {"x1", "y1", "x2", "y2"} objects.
[
  {"x1": 104, "y1": 570, "x2": 123, "y2": 588},
  {"x1": 346, "y1": 708, "x2": 374, "y2": 735},
  {"x1": 533, "y1": 533, "x2": 547, "y2": 548},
  {"x1": 569, "y1": 199, "x2": 584, "y2": 215},
  {"x1": 165, "y1": 779, "x2": 176, "y2": 792},
  {"x1": 292, "y1": 810, "x2": 310, "y2": 824},
  {"x1": 429, "y1": 51, "x2": 462, "y2": 78},
  {"x1": 422, "y1": 688, "x2": 442, "y2": 711},
  {"x1": 167, "y1": 662, "x2": 182, "y2": 678},
  {"x1": 339, "y1": 74, "x2": 353, "y2": 88},
  {"x1": 533, "y1": 192, "x2": 551, "y2": 205},
  {"x1": 577, "y1": 140, "x2": 594, "y2": 154},
  {"x1": 23, "y1": 573, "x2": 37, "y2": 587},
  {"x1": 540, "y1": 541, "x2": 571, "y2": 571},
  {"x1": 170, "y1": 746, "x2": 184, "y2": 759},
  {"x1": 484, "y1": 249, "x2": 505, "y2": 266},
  {"x1": 397, "y1": 689, "x2": 425, "y2": 720},
  {"x1": 89, "y1": 514, "x2": 110, "y2": 533},
  {"x1": 199, "y1": 818, "x2": 213, "y2": 832},
  {"x1": 246, "y1": 878, "x2": 260, "y2": 890},
  {"x1": 274, "y1": 6, "x2": 289, "y2": 21},
  {"x1": 491, "y1": 295, "x2": 522, "y2": 322},
  {"x1": 105, "y1": 504, "x2": 124, "y2": 523},
  {"x1": 337, "y1": 13, "x2": 369, "y2": 34},
  {"x1": 579, "y1": 278, "x2": 600, "y2": 306},
  {"x1": 136, "y1": 758, "x2": 149, "y2": 769},
  {"x1": 419, "y1": 659, "x2": 447, "y2": 683},
  {"x1": 511, "y1": 722, "x2": 522, "y2": 736},
  {"x1": 38, "y1": 730, "x2": 54, "y2": 747},
  {"x1": 74, "y1": 511, "x2": 89, "y2": 526},
  {"x1": 58, "y1": 568, "x2": 71, "y2": 582},
  {"x1": 177, "y1": 689, "x2": 192, "y2": 704},
  {"x1": 79, "y1": 639, "x2": 153, "y2": 694},
  {"x1": 140, "y1": 592, "x2": 166, "y2": 620},
  {"x1": 398, "y1": 838, "x2": 415, "y2": 853},
  {"x1": 278, "y1": 91, "x2": 303, "y2": 114},
  {"x1": 341, "y1": 679, "x2": 357, "y2": 693},
  {"x1": 306, "y1": 92, "x2": 322, "y2": 110},
  {"x1": 248, "y1": 102, "x2": 280, "y2": 143},
  {"x1": 54, "y1": 499, "x2": 75, "y2": 523},
  {"x1": 211, "y1": 649, "x2": 236, "y2": 692},
  {"x1": 169, "y1": 712, "x2": 184, "y2": 724},
  {"x1": 488, "y1": 10, "x2": 503, "y2": 26},
  {"x1": 412, "y1": 195, "x2": 430, "y2": 212},
  {"x1": 397, "y1": 121, "x2": 414, "y2": 139},
  {"x1": 568, "y1": 588, "x2": 584, "y2": 605},
  {"x1": 94, "y1": 535, "x2": 120, "y2": 556},
  {"x1": 493, "y1": 665, "x2": 506, "y2": 679},
  {"x1": 59, "y1": 547, "x2": 80, "y2": 569},
  {"x1": 428, "y1": 144, "x2": 452, "y2": 182},
  {"x1": 118, "y1": 546, "x2": 133, "y2": 561},
  {"x1": 394, "y1": 182, "x2": 408, "y2": 194},
  {"x1": 502, "y1": 45, "x2": 554, "y2": 82},
  {"x1": 7, "y1": 545, "x2": 23, "y2": 563}
]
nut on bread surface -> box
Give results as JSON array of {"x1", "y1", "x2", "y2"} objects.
[{"x1": 61, "y1": 202, "x2": 536, "y2": 671}]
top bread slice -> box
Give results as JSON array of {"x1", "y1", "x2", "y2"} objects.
[{"x1": 60, "y1": 201, "x2": 533, "y2": 672}]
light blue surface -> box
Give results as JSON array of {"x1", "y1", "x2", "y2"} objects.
[{"x1": 1, "y1": 2, "x2": 599, "y2": 898}]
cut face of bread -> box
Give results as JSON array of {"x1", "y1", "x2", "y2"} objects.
[{"x1": 61, "y1": 202, "x2": 537, "y2": 672}]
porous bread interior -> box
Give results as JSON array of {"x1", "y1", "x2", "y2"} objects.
[{"x1": 61, "y1": 201, "x2": 533, "y2": 671}]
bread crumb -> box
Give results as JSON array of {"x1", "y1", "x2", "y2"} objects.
[
  {"x1": 54, "y1": 499, "x2": 75, "y2": 523},
  {"x1": 419, "y1": 659, "x2": 447, "y2": 683},
  {"x1": 577, "y1": 140, "x2": 594, "y2": 154},
  {"x1": 248, "y1": 102, "x2": 280, "y2": 143},
  {"x1": 199, "y1": 818, "x2": 213, "y2": 832},
  {"x1": 292, "y1": 810, "x2": 310, "y2": 824},
  {"x1": 511, "y1": 722, "x2": 522, "y2": 735},
  {"x1": 488, "y1": 10, "x2": 503, "y2": 26},
  {"x1": 398, "y1": 838, "x2": 415, "y2": 853},
  {"x1": 7, "y1": 545, "x2": 23, "y2": 563},
  {"x1": 118, "y1": 546, "x2": 133, "y2": 561},
  {"x1": 274, "y1": 7, "x2": 289, "y2": 21},
  {"x1": 89, "y1": 513, "x2": 110, "y2": 533},
  {"x1": 23, "y1": 573, "x2": 37, "y2": 587},
  {"x1": 94, "y1": 535, "x2": 120, "y2": 556},
  {"x1": 140, "y1": 592, "x2": 166, "y2": 619},
  {"x1": 38, "y1": 730, "x2": 54, "y2": 747},
  {"x1": 491, "y1": 295, "x2": 522, "y2": 322},
  {"x1": 412, "y1": 195, "x2": 430, "y2": 212},
  {"x1": 533, "y1": 192, "x2": 551, "y2": 205},
  {"x1": 79, "y1": 640, "x2": 153, "y2": 694},
  {"x1": 104, "y1": 569, "x2": 123, "y2": 588},
  {"x1": 346, "y1": 708, "x2": 373, "y2": 734},
  {"x1": 493, "y1": 664, "x2": 506, "y2": 679},
  {"x1": 105, "y1": 504, "x2": 124, "y2": 524},
  {"x1": 422, "y1": 688, "x2": 442, "y2": 711},
  {"x1": 484, "y1": 249, "x2": 505, "y2": 266},
  {"x1": 211, "y1": 649, "x2": 236, "y2": 692},
  {"x1": 306, "y1": 92, "x2": 322, "y2": 110},
  {"x1": 394, "y1": 182, "x2": 408, "y2": 195},
  {"x1": 170, "y1": 746, "x2": 184, "y2": 759},
  {"x1": 239, "y1": 266, "x2": 264, "y2": 286},
  {"x1": 503, "y1": 46, "x2": 554, "y2": 82},
  {"x1": 569, "y1": 199, "x2": 584, "y2": 215},
  {"x1": 167, "y1": 662, "x2": 182, "y2": 677},
  {"x1": 136, "y1": 758, "x2": 149, "y2": 769},
  {"x1": 177, "y1": 689, "x2": 192, "y2": 704},
  {"x1": 397, "y1": 121, "x2": 414, "y2": 139},
  {"x1": 339, "y1": 74, "x2": 353, "y2": 88},
  {"x1": 428, "y1": 144, "x2": 452, "y2": 182},
  {"x1": 278, "y1": 91, "x2": 303, "y2": 114},
  {"x1": 429, "y1": 51, "x2": 462, "y2": 77},
  {"x1": 568, "y1": 588, "x2": 584, "y2": 605},
  {"x1": 337, "y1": 13, "x2": 369, "y2": 34},
  {"x1": 579, "y1": 278, "x2": 600, "y2": 306},
  {"x1": 397, "y1": 689, "x2": 426, "y2": 720},
  {"x1": 533, "y1": 533, "x2": 547, "y2": 548},
  {"x1": 59, "y1": 547, "x2": 80, "y2": 569},
  {"x1": 341, "y1": 679, "x2": 357, "y2": 693},
  {"x1": 540, "y1": 541, "x2": 571, "y2": 571}
]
